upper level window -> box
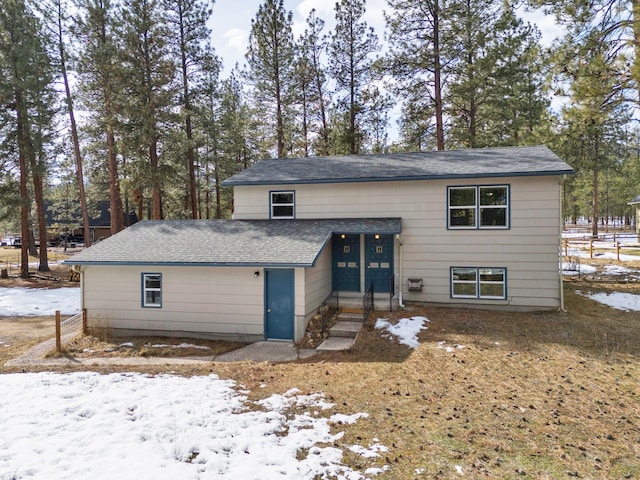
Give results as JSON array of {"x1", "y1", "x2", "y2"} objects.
[
  {"x1": 270, "y1": 191, "x2": 295, "y2": 219},
  {"x1": 142, "y1": 273, "x2": 162, "y2": 308},
  {"x1": 448, "y1": 185, "x2": 509, "y2": 229}
]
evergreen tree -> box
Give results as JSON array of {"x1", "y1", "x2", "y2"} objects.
[
  {"x1": 0, "y1": 0, "x2": 55, "y2": 276},
  {"x1": 298, "y1": 9, "x2": 331, "y2": 156},
  {"x1": 163, "y1": 0, "x2": 212, "y2": 219},
  {"x1": 38, "y1": 0, "x2": 92, "y2": 247},
  {"x1": 119, "y1": 0, "x2": 177, "y2": 219},
  {"x1": 385, "y1": 0, "x2": 447, "y2": 150},
  {"x1": 329, "y1": 0, "x2": 380, "y2": 155},
  {"x1": 245, "y1": 0, "x2": 295, "y2": 158},
  {"x1": 446, "y1": 1, "x2": 547, "y2": 148},
  {"x1": 74, "y1": 0, "x2": 126, "y2": 233},
  {"x1": 554, "y1": 31, "x2": 628, "y2": 236}
]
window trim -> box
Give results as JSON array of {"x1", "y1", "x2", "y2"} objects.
[
  {"x1": 450, "y1": 267, "x2": 507, "y2": 300},
  {"x1": 447, "y1": 184, "x2": 510, "y2": 230},
  {"x1": 269, "y1": 190, "x2": 295, "y2": 219},
  {"x1": 141, "y1": 272, "x2": 162, "y2": 308}
]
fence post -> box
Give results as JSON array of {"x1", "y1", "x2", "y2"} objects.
[
  {"x1": 55, "y1": 310, "x2": 61, "y2": 352},
  {"x1": 616, "y1": 241, "x2": 621, "y2": 261},
  {"x1": 82, "y1": 308, "x2": 87, "y2": 335},
  {"x1": 589, "y1": 239, "x2": 594, "y2": 259}
]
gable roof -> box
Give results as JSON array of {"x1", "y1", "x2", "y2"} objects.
[
  {"x1": 629, "y1": 195, "x2": 640, "y2": 205},
  {"x1": 64, "y1": 218, "x2": 402, "y2": 267},
  {"x1": 222, "y1": 145, "x2": 573, "y2": 186}
]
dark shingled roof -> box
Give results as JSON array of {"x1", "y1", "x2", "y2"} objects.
[
  {"x1": 64, "y1": 218, "x2": 402, "y2": 267},
  {"x1": 222, "y1": 145, "x2": 573, "y2": 186}
]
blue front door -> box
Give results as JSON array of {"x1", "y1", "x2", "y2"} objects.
[
  {"x1": 332, "y1": 234, "x2": 360, "y2": 291},
  {"x1": 265, "y1": 269, "x2": 294, "y2": 340},
  {"x1": 365, "y1": 234, "x2": 394, "y2": 293}
]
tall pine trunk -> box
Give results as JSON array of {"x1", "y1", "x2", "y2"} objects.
[
  {"x1": 57, "y1": 0, "x2": 91, "y2": 246},
  {"x1": 433, "y1": 0, "x2": 445, "y2": 150},
  {"x1": 16, "y1": 91, "x2": 31, "y2": 279}
]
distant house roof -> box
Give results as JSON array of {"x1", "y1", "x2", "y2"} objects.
[
  {"x1": 64, "y1": 218, "x2": 402, "y2": 267},
  {"x1": 222, "y1": 145, "x2": 574, "y2": 186},
  {"x1": 629, "y1": 195, "x2": 640, "y2": 205}
]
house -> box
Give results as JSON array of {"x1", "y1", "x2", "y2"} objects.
[{"x1": 64, "y1": 145, "x2": 573, "y2": 343}]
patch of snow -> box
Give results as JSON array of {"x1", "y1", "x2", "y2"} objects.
[
  {"x1": 581, "y1": 291, "x2": 640, "y2": 312},
  {"x1": 455, "y1": 464, "x2": 464, "y2": 475},
  {"x1": 0, "y1": 372, "x2": 382, "y2": 480},
  {"x1": 349, "y1": 441, "x2": 389, "y2": 458},
  {"x1": 562, "y1": 263, "x2": 597, "y2": 275},
  {"x1": 119, "y1": 342, "x2": 134, "y2": 348},
  {"x1": 0, "y1": 286, "x2": 80, "y2": 316},
  {"x1": 375, "y1": 316, "x2": 430, "y2": 349},
  {"x1": 437, "y1": 341, "x2": 465, "y2": 353}
]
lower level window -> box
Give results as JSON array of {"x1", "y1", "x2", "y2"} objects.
[
  {"x1": 451, "y1": 267, "x2": 506, "y2": 299},
  {"x1": 142, "y1": 273, "x2": 162, "y2": 308}
]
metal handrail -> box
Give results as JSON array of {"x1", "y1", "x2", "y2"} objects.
[
  {"x1": 389, "y1": 274, "x2": 395, "y2": 311},
  {"x1": 320, "y1": 290, "x2": 339, "y2": 335},
  {"x1": 363, "y1": 282, "x2": 374, "y2": 322}
]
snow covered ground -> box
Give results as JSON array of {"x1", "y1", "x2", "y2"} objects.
[
  {"x1": 0, "y1": 286, "x2": 79, "y2": 316},
  {"x1": 0, "y1": 372, "x2": 386, "y2": 480}
]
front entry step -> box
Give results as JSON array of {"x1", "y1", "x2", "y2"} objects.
[
  {"x1": 316, "y1": 336, "x2": 356, "y2": 351},
  {"x1": 337, "y1": 311, "x2": 363, "y2": 323},
  {"x1": 329, "y1": 321, "x2": 361, "y2": 338}
]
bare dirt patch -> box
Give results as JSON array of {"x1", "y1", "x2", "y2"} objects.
[
  {"x1": 62, "y1": 334, "x2": 247, "y2": 359},
  {"x1": 0, "y1": 246, "x2": 77, "y2": 288}
]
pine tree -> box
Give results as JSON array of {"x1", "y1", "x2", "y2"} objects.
[
  {"x1": 385, "y1": 0, "x2": 446, "y2": 150},
  {"x1": 298, "y1": 9, "x2": 331, "y2": 156},
  {"x1": 446, "y1": 1, "x2": 547, "y2": 148},
  {"x1": 74, "y1": 0, "x2": 126, "y2": 234},
  {"x1": 119, "y1": 0, "x2": 177, "y2": 219},
  {"x1": 245, "y1": 0, "x2": 295, "y2": 158},
  {"x1": 163, "y1": 0, "x2": 212, "y2": 219},
  {"x1": 39, "y1": 0, "x2": 92, "y2": 246},
  {"x1": 554, "y1": 31, "x2": 628, "y2": 236},
  {"x1": 0, "y1": 0, "x2": 55, "y2": 276},
  {"x1": 329, "y1": 0, "x2": 380, "y2": 155}
]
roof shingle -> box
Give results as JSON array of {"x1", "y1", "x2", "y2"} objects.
[
  {"x1": 222, "y1": 145, "x2": 573, "y2": 186},
  {"x1": 64, "y1": 218, "x2": 402, "y2": 267}
]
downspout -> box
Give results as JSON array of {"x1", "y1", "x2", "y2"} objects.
[{"x1": 396, "y1": 233, "x2": 405, "y2": 308}]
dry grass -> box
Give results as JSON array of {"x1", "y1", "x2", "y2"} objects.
[
  {"x1": 0, "y1": 246, "x2": 75, "y2": 287},
  {"x1": 1, "y1": 279, "x2": 639, "y2": 478}
]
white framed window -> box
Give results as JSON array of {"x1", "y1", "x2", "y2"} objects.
[
  {"x1": 451, "y1": 267, "x2": 506, "y2": 300},
  {"x1": 448, "y1": 185, "x2": 509, "y2": 229},
  {"x1": 270, "y1": 191, "x2": 295, "y2": 219},
  {"x1": 142, "y1": 273, "x2": 162, "y2": 308}
]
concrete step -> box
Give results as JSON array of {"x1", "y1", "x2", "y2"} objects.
[
  {"x1": 316, "y1": 336, "x2": 356, "y2": 352},
  {"x1": 329, "y1": 321, "x2": 362, "y2": 338},
  {"x1": 337, "y1": 311, "x2": 363, "y2": 322}
]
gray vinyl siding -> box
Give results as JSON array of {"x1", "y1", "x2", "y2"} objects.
[
  {"x1": 82, "y1": 265, "x2": 265, "y2": 341},
  {"x1": 232, "y1": 175, "x2": 563, "y2": 310}
]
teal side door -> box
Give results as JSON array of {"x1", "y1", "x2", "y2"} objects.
[
  {"x1": 265, "y1": 269, "x2": 294, "y2": 340},
  {"x1": 365, "y1": 234, "x2": 394, "y2": 293},
  {"x1": 332, "y1": 234, "x2": 360, "y2": 291}
]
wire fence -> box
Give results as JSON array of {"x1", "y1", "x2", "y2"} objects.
[{"x1": 55, "y1": 309, "x2": 86, "y2": 352}]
